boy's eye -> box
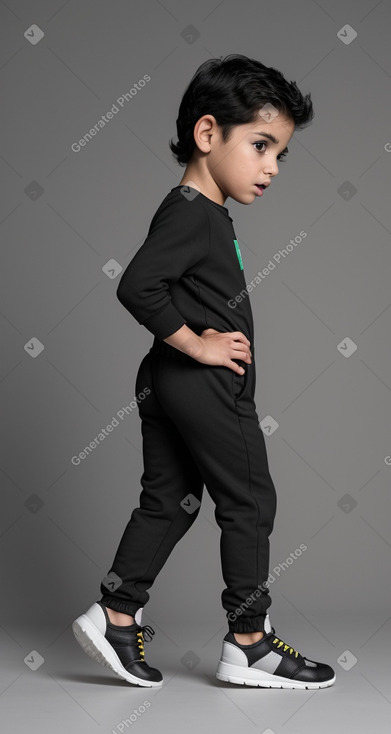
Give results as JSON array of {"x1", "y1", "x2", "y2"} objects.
[
  {"x1": 253, "y1": 141, "x2": 267, "y2": 153},
  {"x1": 253, "y1": 140, "x2": 287, "y2": 162}
]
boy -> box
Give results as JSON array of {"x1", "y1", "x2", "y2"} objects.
[{"x1": 72, "y1": 54, "x2": 336, "y2": 689}]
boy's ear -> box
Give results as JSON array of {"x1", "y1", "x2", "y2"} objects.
[{"x1": 193, "y1": 114, "x2": 218, "y2": 154}]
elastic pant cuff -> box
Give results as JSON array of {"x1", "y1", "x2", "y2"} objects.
[
  {"x1": 228, "y1": 613, "x2": 266, "y2": 633},
  {"x1": 100, "y1": 596, "x2": 142, "y2": 616}
]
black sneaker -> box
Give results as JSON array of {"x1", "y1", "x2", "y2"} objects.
[
  {"x1": 216, "y1": 613, "x2": 335, "y2": 689},
  {"x1": 72, "y1": 601, "x2": 163, "y2": 687}
]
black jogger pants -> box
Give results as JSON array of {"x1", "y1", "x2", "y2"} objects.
[{"x1": 100, "y1": 339, "x2": 277, "y2": 633}]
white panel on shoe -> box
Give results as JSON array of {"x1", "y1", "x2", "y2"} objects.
[
  {"x1": 86, "y1": 603, "x2": 106, "y2": 633},
  {"x1": 221, "y1": 642, "x2": 250, "y2": 666},
  {"x1": 251, "y1": 650, "x2": 281, "y2": 674}
]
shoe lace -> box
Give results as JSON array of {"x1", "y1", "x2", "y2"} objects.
[
  {"x1": 270, "y1": 626, "x2": 299, "y2": 658},
  {"x1": 136, "y1": 624, "x2": 155, "y2": 659}
]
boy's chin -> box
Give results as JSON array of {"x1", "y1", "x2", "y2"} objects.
[{"x1": 232, "y1": 192, "x2": 257, "y2": 205}]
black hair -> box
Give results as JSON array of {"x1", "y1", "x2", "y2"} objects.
[{"x1": 169, "y1": 53, "x2": 314, "y2": 166}]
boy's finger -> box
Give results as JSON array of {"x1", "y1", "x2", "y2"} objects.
[
  {"x1": 230, "y1": 331, "x2": 250, "y2": 344},
  {"x1": 228, "y1": 360, "x2": 245, "y2": 374}
]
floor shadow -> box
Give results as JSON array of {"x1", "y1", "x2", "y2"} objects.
[{"x1": 60, "y1": 672, "x2": 145, "y2": 687}]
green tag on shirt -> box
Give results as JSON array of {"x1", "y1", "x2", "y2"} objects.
[{"x1": 234, "y1": 239, "x2": 243, "y2": 270}]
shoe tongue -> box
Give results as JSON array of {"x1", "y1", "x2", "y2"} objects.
[
  {"x1": 135, "y1": 608, "x2": 143, "y2": 626},
  {"x1": 263, "y1": 613, "x2": 272, "y2": 634}
]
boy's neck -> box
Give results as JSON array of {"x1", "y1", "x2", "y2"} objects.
[{"x1": 178, "y1": 164, "x2": 226, "y2": 208}]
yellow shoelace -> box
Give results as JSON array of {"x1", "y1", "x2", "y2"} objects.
[
  {"x1": 136, "y1": 624, "x2": 155, "y2": 660},
  {"x1": 272, "y1": 635, "x2": 299, "y2": 658}
]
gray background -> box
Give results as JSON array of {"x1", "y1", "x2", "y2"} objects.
[{"x1": 1, "y1": 0, "x2": 390, "y2": 731}]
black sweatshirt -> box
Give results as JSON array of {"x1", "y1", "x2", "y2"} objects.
[{"x1": 116, "y1": 185, "x2": 254, "y2": 350}]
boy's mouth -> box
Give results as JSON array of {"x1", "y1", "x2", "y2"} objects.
[{"x1": 255, "y1": 184, "x2": 266, "y2": 196}]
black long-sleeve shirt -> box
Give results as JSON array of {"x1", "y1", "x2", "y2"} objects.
[{"x1": 116, "y1": 185, "x2": 255, "y2": 350}]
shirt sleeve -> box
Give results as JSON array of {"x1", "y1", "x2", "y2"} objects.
[{"x1": 116, "y1": 195, "x2": 210, "y2": 340}]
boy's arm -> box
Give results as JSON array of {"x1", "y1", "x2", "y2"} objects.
[
  {"x1": 163, "y1": 323, "x2": 204, "y2": 359},
  {"x1": 117, "y1": 195, "x2": 251, "y2": 372},
  {"x1": 116, "y1": 197, "x2": 209, "y2": 342}
]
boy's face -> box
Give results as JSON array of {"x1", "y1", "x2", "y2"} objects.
[{"x1": 190, "y1": 110, "x2": 295, "y2": 206}]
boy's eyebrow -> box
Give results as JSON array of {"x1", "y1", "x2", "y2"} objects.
[{"x1": 251, "y1": 131, "x2": 289, "y2": 154}]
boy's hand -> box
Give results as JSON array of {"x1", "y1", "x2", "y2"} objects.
[
  {"x1": 195, "y1": 328, "x2": 252, "y2": 374},
  {"x1": 163, "y1": 325, "x2": 251, "y2": 374}
]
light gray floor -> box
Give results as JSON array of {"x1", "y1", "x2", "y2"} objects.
[
  {"x1": 2, "y1": 612, "x2": 390, "y2": 733},
  {"x1": 1, "y1": 1, "x2": 391, "y2": 731}
]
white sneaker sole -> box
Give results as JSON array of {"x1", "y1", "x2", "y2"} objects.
[
  {"x1": 216, "y1": 661, "x2": 335, "y2": 689},
  {"x1": 72, "y1": 613, "x2": 163, "y2": 687}
]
